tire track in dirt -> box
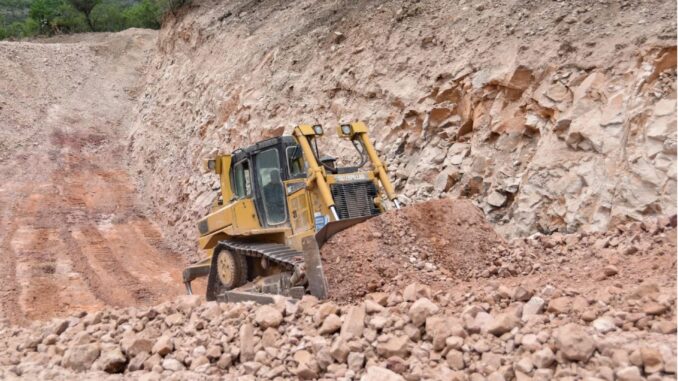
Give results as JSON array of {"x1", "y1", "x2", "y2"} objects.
[
  {"x1": 0, "y1": 201, "x2": 22, "y2": 325},
  {"x1": 15, "y1": 227, "x2": 61, "y2": 321},
  {"x1": 42, "y1": 127, "x2": 186, "y2": 316},
  {"x1": 69, "y1": 221, "x2": 183, "y2": 308},
  {"x1": 104, "y1": 222, "x2": 184, "y2": 291}
]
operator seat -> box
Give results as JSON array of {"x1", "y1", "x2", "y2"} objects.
[{"x1": 263, "y1": 169, "x2": 286, "y2": 224}]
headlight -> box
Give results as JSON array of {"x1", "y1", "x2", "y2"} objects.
[
  {"x1": 341, "y1": 124, "x2": 352, "y2": 135},
  {"x1": 313, "y1": 124, "x2": 324, "y2": 135}
]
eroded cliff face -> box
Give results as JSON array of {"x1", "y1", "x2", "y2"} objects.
[{"x1": 128, "y1": 0, "x2": 677, "y2": 258}]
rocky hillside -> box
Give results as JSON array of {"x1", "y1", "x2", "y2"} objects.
[{"x1": 127, "y1": 0, "x2": 677, "y2": 258}]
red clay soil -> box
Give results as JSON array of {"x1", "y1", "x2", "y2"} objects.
[
  {"x1": 320, "y1": 198, "x2": 506, "y2": 303},
  {"x1": 0, "y1": 34, "x2": 187, "y2": 325}
]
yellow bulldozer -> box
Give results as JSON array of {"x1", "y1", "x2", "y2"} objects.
[{"x1": 182, "y1": 121, "x2": 400, "y2": 303}]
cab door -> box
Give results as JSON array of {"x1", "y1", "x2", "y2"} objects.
[
  {"x1": 229, "y1": 158, "x2": 260, "y2": 231},
  {"x1": 253, "y1": 148, "x2": 289, "y2": 227},
  {"x1": 284, "y1": 144, "x2": 313, "y2": 234}
]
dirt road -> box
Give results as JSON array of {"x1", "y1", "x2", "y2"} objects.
[{"x1": 0, "y1": 30, "x2": 186, "y2": 325}]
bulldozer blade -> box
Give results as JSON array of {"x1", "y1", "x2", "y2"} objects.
[
  {"x1": 305, "y1": 216, "x2": 375, "y2": 299},
  {"x1": 302, "y1": 235, "x2": 329, "y2": 299},
  {"x1": 314, "y1": 216, "x2": 373, "y2": 247},
  {"x1": 220, "y1": 290, "x2": 276, "y2": 304}
]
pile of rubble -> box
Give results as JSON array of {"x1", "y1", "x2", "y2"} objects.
[
  {"x1": 477, "y1": 214, "x2": 678, "y2": 281},
  {"x1": 321, "y1": 198, "x2": 506, "y2": 302},
  {"x1": 126, "y1": 0, "x2": 677, "y2": 259},
  {"x1": 321, "y1": 195, "x2": 677, "y2": 305},
  {"x1": 0, "y1": 286, "x2": 674, "y2": 381},
  {"x1": 1, "y1": 233, "x2": 675, "y2": 380}
]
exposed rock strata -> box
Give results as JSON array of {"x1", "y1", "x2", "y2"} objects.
[{"x1": 127, "y1": 0, "x2": 677, "y2": 258}]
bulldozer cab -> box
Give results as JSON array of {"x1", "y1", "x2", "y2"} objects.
[{"x1": 229, "y1": 136, "x2": 302, "y2": 228}]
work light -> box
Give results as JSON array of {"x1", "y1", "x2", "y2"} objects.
[{"x1": 341, "y1": 124, "x2": 352, "y2": 135}]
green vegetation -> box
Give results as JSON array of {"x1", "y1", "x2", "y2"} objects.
[{"x1": 0, "y1": 0, "x2": 186, "y2": 39}]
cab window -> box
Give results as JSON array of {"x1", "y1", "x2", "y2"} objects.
[
  {"x1": 286, "y1": 145, "x2": 306, "y2": 178},
  {"x1": 232, "y1": 160, "x2": 251, "y2": 198},
  {"x1": 256, "y1": 149, "x2": 287, "y2": 225}
]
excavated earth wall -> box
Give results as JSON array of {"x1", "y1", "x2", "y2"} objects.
[{"x1": 127, "y1": 0, "x2": 677, "y2": 259}]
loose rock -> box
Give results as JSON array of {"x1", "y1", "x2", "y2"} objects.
[{"x1": 554, "y1": 323, "x2": 595, "y2": 361}]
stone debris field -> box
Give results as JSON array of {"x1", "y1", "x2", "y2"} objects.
[{"x1": 0, "y1": 216, "x2": 676, "y2": 380}]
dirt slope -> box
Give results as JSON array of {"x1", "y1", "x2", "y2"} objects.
[{"x1": 0, "y1": 30, "x2": 186, "y2": 325}]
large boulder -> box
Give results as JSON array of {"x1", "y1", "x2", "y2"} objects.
[
  {"x1": 165, "y1": 313, "x2": 184, "y2": 326},
  {"x1": 239, "y1": 323, "x2": 255, "y2": 362},
  {"x1": 408, "y1": 298, "x2": 439, "y2": 326},
  {"x1": 176, "y1": 294, "x2": 202, "y2": 314},
  {"x1": 403, "y1": 283, "x2": 432, "y2": 302},
  {"x1": 522, "y1": 296, "x2": 546, "y2": 321},
  {"x1": 426, "y1": 315, "x2": 466, "y2": 350},
  {"x1": 640, "y1": 347, "x2": 664, "y2": 373},
  {"x1": 486, "y1": 313, "x2": 520, "y2": 336},
  {"x1": 532, "y1": 347, "x2": 555, "y2": 368},
  {"x1": 340, "y1": 304, "x2": 366, "y2": 340},
  {"x1": 314, "y1": 302, "x2": 339, "y2": 324},
  {"x1": 554, "y1": 323, "x2": 595, "y2": 361},
  {"x1": 121, "y1": 336, "x2": 153, "y2": 358},
  {"x1": 616, "y1": 366, "x2": 643, "y2": 381},
  {"x1": 547, "y1": 297, "x2": 572, "y2": 314},
  {"x1": 62, "y1": 343, "x2": 101, "y2": 371},
  {"x1": 318, "y1": 314, "x2": 342, "y2": 335},
  {"x1": 162, "y1": 358, "x2": 185, "y2": 371},
  {"x1": 293, "y1": 350, "x2": 319, "y2": 380},
  {"x1": 255, "y1": 305, "x2": 283, "y2": 329},
  {"x1": 98, "y1": 346, "x2": 127, "y2": 373},
  {"x1": 376, "y1": 335, "x2": 410, "y2": 358},
  {"x1": 152, "y1": 335, "x2": 174, "y2": 356}
]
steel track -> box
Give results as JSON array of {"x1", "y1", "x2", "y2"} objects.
[{"x1": 215, "y1": 240, "x2": 305, "y2": 271}]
